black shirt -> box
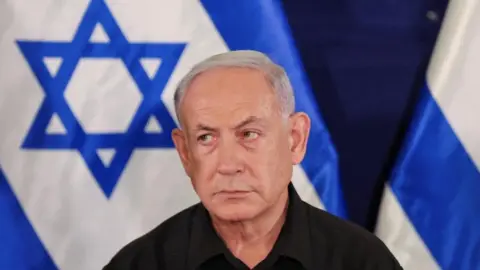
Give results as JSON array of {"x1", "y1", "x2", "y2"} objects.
[{"x1": 103, "y1": 184, "x2": 403, "y2": 270}]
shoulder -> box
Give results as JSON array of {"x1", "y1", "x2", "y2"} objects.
[
  {"x1": 102, "y1": 203, "x2": 200, "y2": 270},
  {"x1": 304, "y1": 203, "x2": 403, "y2": 269}
]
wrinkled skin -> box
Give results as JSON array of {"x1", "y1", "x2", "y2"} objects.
[{"x1": 172, "y1": 67, "x2": 310, "y2": 222}]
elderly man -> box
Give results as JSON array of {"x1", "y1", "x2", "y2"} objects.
[{"x1": 104, "y1": 51, "x2": 402, "y2": 270}]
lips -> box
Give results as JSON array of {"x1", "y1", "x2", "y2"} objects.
[
  {"x1": 218, "y1": 190, "x2": 250, "y2": 193},
  {"x1": 214, "y1": 190, "x2": 252, "y2": 198}
]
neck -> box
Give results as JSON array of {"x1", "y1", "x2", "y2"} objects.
[{"x1": 210, "y1": 188, "x2": 289, "y2": 267}]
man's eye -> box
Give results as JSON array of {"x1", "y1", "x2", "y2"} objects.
[
  {"x1": 198, "y1": 134, "x2": 214, "y2": 143},
  {"x1": 243, "y1": 131, "x2": 259, "y2": 140}
]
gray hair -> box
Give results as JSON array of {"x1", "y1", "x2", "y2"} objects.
[{"x1": 173, "y1": 50, "x2": 295, "y2": 125}]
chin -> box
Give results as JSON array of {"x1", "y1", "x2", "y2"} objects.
[{"x1": 210, "y1": 202, "x2": 262, "y2": 222}]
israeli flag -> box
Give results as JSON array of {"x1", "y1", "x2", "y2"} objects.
[
  {"x1": 375, "y1": 0, "x2": 480, "y2": 269},
  {"x1": 0, "y1": 0, "x2": 346, "y2": 269}
]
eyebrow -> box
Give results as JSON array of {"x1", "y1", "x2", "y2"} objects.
[
  {"x1": 194, "y1": 123, "x2": 217, "y2": 133},
  {"x1": 194, "y1": 116, "x2": 264, "y2": 132},
  {"x1": 233, "y1": 116, "x2": 264, "y2": 129}
]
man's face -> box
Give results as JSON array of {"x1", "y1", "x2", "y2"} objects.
[{"x1": 172, "y1": 67, "x2": 310, "y2": 221}]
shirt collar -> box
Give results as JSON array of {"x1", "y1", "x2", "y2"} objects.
[
  {"x1": 273, "y1": 183, "x2": 314, "y2": 269},
  {"x1": 186, "y1": 203, "x2": 225, "y2": 269},
  {"x1": 187, "y1": 183, "x2": 313, "y2": 270}
]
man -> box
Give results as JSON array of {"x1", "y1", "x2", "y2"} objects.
[{"x1": 104, "y1": 50, "x2": 402, "y2": 269}]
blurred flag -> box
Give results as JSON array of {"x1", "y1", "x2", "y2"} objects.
[
  {"x1": 0, "y1": 0, "x2": 346, "y2": 269},
  {"x1": 375, "y1": 0, "x2": 480, "y2": 269}
]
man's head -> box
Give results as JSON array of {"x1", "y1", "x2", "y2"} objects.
[{"x1": 171, "y1": 50, "x2": 311, "y2": 221}]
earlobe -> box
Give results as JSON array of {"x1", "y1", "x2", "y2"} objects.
[
  {"x1": 172, "y1": 128, "x2": 191, "y2": 176},
  {"x1": 290, "y1": 112, "x2": 311, "y2": 165}
]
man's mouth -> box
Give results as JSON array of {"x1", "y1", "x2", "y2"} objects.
[{"x1": 215, "y1": 190, "x2": 252, "y2": 199}]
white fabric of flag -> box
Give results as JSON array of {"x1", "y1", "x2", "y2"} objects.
[
  {"x1": 0, "y1": 0, "x2": 346, "y2": 269},
  {"x1": 376, "y1": 0, "x2": 480, "y2": 269}
]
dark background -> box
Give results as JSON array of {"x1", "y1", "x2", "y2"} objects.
[{"x1": 280, "y1": 0, "x2": 450, "y2": 230}]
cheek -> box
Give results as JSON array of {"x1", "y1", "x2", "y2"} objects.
[
  {"x1": 261, "y1": 136, "x2": 290, "y2": 167},
  {"x1": 190, "y1": 150, "x2": 217, "y2": 191},
  {"x1": 249, "y1": 140, "x2": 290, "y2": 188}
]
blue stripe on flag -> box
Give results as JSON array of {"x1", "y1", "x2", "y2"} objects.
[
  {"x1": 390, "y1": 84, "x2": 480, "y2": 269},
  {"x1": 0, "y1": 168, "x2": 57, "y2": 270},
  {"x1": 201, "y1": 0, "x2": 347, "y2": 218}
]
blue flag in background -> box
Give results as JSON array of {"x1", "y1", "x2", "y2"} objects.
[
  {"x1": 376, "y1": 0, "x2": 480, "y2": 269},
  {"x1": 0, "y1": 0, "x2": 346, "y2": 268}
]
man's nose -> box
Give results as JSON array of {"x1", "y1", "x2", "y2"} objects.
[{"x1": 217, "y1": 137, "x2": 244, "y2": 175}]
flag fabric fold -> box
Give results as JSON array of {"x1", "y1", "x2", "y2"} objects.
[{"x1": 376, "y1": 0, "x2": 480, "y2": 269}]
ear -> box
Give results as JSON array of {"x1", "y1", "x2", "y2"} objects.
[
  {"x1": 288, "y1": 112, "x2": 311, "y2": 165},
  {"x1": 172, "y1": 128, "x2": 192, "y2": 177}
]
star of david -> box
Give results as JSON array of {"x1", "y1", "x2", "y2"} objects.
[{"x1": 16, "y1": 0, "x2": 186, "y2": 197}]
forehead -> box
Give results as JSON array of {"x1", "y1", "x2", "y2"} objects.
[
  {"x1": 189, "y1": 67, "x2": 274, "y2": 99},
  {"x1": 180, "y1": 67, "x2": 280, "y2": 127}
]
